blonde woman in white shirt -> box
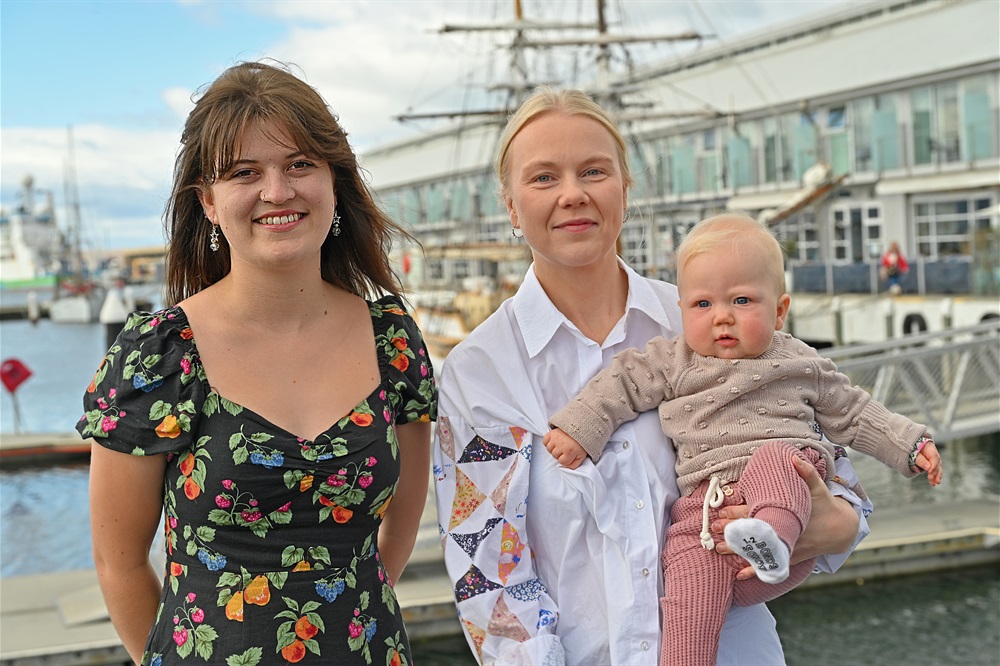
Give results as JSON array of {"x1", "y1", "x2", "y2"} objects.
[{"x1": 432, "y1": 87, "x2": 871, "y2": 666}]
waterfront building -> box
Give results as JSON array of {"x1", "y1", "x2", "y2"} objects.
[{"x1": 362, "y1": 0, "x2": 1000, "y2": 302}]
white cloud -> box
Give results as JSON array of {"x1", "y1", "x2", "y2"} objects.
[
  {"x1": 1, "y1": 125, "x2": 176, "y2": 194},
  {"x1": 163, "y1": 87, "x2": 197, "y2": 123}
]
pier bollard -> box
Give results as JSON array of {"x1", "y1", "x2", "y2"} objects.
[
  {"x1": 123, "y1": 285, "x2": 137, "y2": 312},
  {"x1": 25, "y1": 291, "x2": 40, "y2": 324},
  {"x1": 99, "y1": 288, "x2": 129, "y2": 350},
  {"x1": 883, "y1": 297, "x2": 895, "y2": 339}
]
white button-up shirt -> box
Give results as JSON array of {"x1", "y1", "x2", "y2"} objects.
[{"x1": 433, "y1": 262, "x2": 870, "y2": 665}]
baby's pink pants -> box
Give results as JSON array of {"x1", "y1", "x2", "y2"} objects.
[{"x1": 660, "y1": 441, "x2": 826, "y2": 666}]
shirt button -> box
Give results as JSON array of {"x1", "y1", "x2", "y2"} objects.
[
  {"x1": 641, "y1": 641, "x2": 650, "y2": 651},
  {"x1": 636, "y1": 500, "x2": 645, "y2": 509},
  {"x1": 622, "y1": 441, "x2": 630, "y2": 449},
  {"x1": 641, "y1": 567, "x2": 650, "y2": 577}
]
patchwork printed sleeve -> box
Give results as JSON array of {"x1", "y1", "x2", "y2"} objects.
[
  {"x1": 76, "y1": 309, "x2": 205, "y2": 456},
  {"x1": 433, "y1": 414, "x2": 565, "y2": 666}
]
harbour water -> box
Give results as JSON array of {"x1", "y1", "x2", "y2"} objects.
[{"x1": 1, "y1": 318, "x2": 998, "y2": 664}]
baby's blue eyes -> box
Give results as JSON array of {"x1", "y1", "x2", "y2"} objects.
[{"x1": 695, "y1": 297, "x2": 750, "y2": 308}]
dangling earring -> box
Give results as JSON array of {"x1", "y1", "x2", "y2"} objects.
[
  {"x1": 622, "y1": 207, "x2": 631, "y2": 224},
  {"x1": 511, "y1": 225, "x2": 524, "y2": 239},
  {"x1": 330, "y1": 208, "x2": 341, "y2": 236},
  {"x1": 209, "y1": 223, "x2": 220, "y2": 252}
]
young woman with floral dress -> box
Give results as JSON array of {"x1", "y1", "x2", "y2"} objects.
[{"x1": 79, "y1": 61, "x2": 436, "y2": 666}]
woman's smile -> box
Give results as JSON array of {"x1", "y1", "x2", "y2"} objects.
[{"x1": 254, "y1": 211, "x2": 304, "y2": 227}]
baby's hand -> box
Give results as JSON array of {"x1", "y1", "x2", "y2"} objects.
[
  {"x1": 543, "y1": 428, "x2": 588, "y2": 469},
  {"x1": 915, "y1": 438, "x2": 943, "y2": 486}
]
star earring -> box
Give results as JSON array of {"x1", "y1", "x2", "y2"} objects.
[
  {"x1": 330, "y1": 208, "x2": 341, "y2": 236},
  {"x1": 209, "y1": 223, "x2": 220, "y2": 252}
]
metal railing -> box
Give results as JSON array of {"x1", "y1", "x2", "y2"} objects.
[{"x1": 821, "y1": 320, "x2": 1000, "y2": 442}]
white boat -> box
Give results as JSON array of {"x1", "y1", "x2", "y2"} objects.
[
  {"x1": 0, "y1": 175, "x2": 62, "y2": 290},
  {"x1": 364, "y1": 0, "x2": 999, "y2": 352}
]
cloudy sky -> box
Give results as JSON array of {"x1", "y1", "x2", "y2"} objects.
[{"x1": 1, "y1": 0, "x2": 847, "y2": 251}]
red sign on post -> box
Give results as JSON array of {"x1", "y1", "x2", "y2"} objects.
[{"x1": 1, "y1": 358, "x2": 32, "y2": 393}]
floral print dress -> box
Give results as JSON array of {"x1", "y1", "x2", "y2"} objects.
[{"x1": 77, "y1": 296, "x2": 437, "y2": 666}]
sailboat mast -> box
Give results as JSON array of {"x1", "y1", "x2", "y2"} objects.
[
  {"x1": 65, "y1": 126, "x2": 85, "y2": 279},
  {"x1": 596, "y1": 0, "x2": 610, "y2": 99}
]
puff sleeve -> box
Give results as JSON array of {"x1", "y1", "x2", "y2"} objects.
[
  {"x1": 373, "y1": 296, "x2": 438, "y2": 425},
  {"x1": 76, "y1": 309, "x2": 207, "y2": 456}
]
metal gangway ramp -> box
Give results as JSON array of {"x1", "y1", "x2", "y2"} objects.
[{"x1": 821, "y1": 320, "x2": 1000, "y2": 442}]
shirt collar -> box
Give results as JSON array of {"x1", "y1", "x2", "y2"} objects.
[{"x1": 512, "y1": 259, "x2": 676, "y2": 358}]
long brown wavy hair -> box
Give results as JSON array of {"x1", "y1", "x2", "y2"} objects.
[{"x1": 164, "y1": 60, "x2": 414, "y2": 305}]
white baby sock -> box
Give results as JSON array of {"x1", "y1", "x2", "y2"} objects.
[{"x1": 724, "y1": 518, "x2": 791, "y2": 584}]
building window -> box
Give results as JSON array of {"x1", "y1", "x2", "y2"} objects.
[
  {"x1": 912, "y1": 83, "x2": 963, "y2": 166},
  {"x1": 870, "y1": 93, "x2": 900, "y2": 171},
  {"x1": 913, "y1": 195, "x2": 992, "y2": 259},
  {"x1": 425, "y1": 182, "x2": 447, "y2": 223},
  {"x1": 477, "y1": 174, "x2": 504, "y2": 218},
  {"x1": 852, "y1": 97, "x2": 874, "y2": 172},
  {"x1": 697, "y1": 129, "x2": 720, "y2": 192},
  {"x1": 428, "y1": 259, "x2": 444, "y2": 280},
  {"x1": 670, "y1": 135, "x2": 697, "y2": 195},
  {"x1": 936, "y1": 82, "x2": 961, "y2": 162},
  {"x1": 830, "y1": 202, "x2": 884, "y2": 262},
  {"x1": 827, "y1": 106, "x2": 846, "y2": 129},
  {"x1": 785, "y1": 112, "x2": 818, "y2": 182},
  {"x1": 450, "y1": 180, "x2": 471, "y2": 222},
  {"x1": 912, "y1": 87, "x2": 934, "y2": 165},
  {"x1": 630, "y1": 142, "x2": 655, "y2": 201},
  {"x1": 652, "y1": 138, "x2": 669, "y2": 197},
  {"x1": 762, "y1": 117, "x2": 782, "y2": 184},
  {"x1": 963, "y1": 74, "x2": 998, "y2": 161},
  {"x1": 825, "y1": 106, "x2": 850, "y2": 176},
  {"x1": 402, "y1": 188, "x2": 422, "y2": 226},
  {"x1": 773, "y1": 213, "x2": 820, "y2": 262},
  {"x1": 725, "y1": 122, "x2": 756, "y2": 189},
  {"x1": 621, "y1": 224, "x2": 650, "y2": 274}
]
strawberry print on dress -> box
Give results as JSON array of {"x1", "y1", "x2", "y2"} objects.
[{"x1": 77, "y1": 296, "x2": 436, "y2": 666}]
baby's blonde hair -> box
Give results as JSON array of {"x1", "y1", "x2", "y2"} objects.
[{"x1": 676, "y1": 213, "x2": 787, "y2": 296}]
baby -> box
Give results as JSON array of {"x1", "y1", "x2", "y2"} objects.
[{"x1": 545, "y1": 213, "x2": 942, "y2": 666}]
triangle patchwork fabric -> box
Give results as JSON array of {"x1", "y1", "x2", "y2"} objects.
[
  {"x1": 506, "y1": 578, "x2": 546, "y2": 603},
  {"x1": 449, "y1": 467, "x2": 487, "y2": 531},
  {"x1": 455, "y1": 564, "x2": 503, "y2": 602},
  {"x1": 437, "y1": 416, "x2": 456, "y2": 462},
  {"x1": 497, "y1": 520, "x2": 524, "y2": 585},
  {"x1": 462, "y1": 618, "x2": 486, "y2": 663},
  {"x1": 459, "y1": 434, "x2": 517, "y2": 464},
  {"x1": 487, "y1": 595, "x2": 531, "y2": 643},
  {"x1": 450, "y1": 516, "x2": 503, "y2": 560},
  {"x1": 489, "y1": 455, "x2": 518, "y2": 513}
]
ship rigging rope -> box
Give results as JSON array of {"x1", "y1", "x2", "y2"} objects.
[{"x1": 687, "y1": 0, "x2": 781, "y2": 117}]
